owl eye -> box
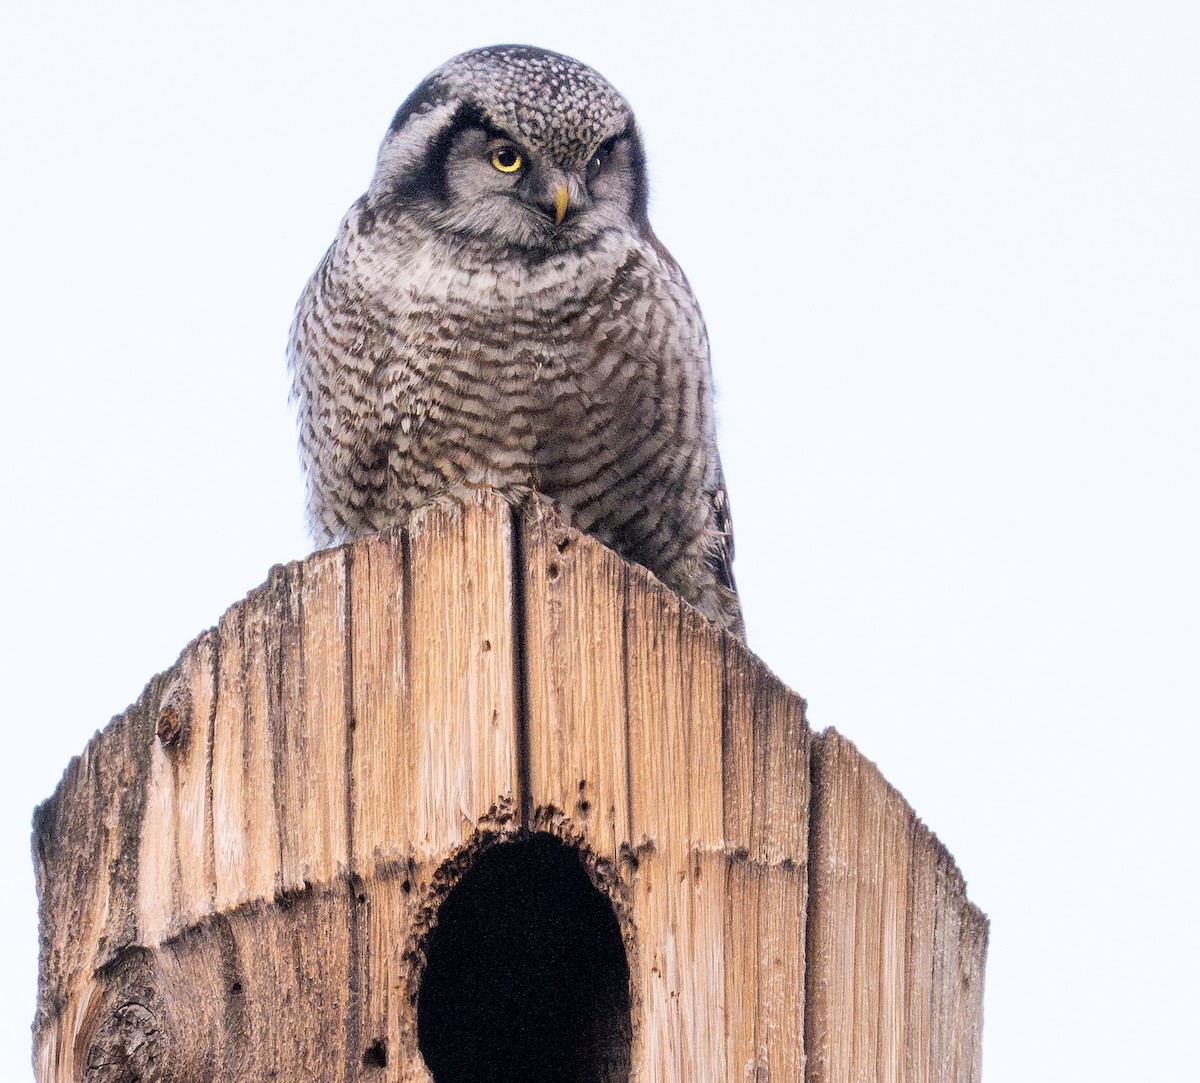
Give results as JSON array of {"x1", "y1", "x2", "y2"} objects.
[
  {"x1": 490, "y1": 146, "x2": 523, "y2": 173},
  {"x1": 586, "y1": 151, "x2": 605, "y2": 179}
]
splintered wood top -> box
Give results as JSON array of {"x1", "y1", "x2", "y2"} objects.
[{"x1": 32, "y1": 491, "x2": 987, "y2": 1082}]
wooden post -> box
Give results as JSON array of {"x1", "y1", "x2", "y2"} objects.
[{"x1": 32, "y1": 491, "x2": 987, "y2": 1081}]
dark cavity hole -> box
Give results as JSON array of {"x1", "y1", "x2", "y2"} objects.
[
  {"x1": 417, "y1": 832, "x2": 631, "y2": 1083},
  {"x1": 362, "y1": 1038, "x2": 388, "y2": 1068}
]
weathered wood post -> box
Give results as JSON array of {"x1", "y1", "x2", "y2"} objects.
[{"x1": 33, "y1": 491, "x2": 987, "y2": 1081}]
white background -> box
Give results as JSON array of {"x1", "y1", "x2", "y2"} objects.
[{"x1": 2, "y1": 2, "x2": 1197, "y2": 1078}]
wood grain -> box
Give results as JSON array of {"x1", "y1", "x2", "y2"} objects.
[
  {"x1": 399, "y1": 496, "x2": 519, "y2": 854},
  {"x1": 349, "y1": 495, "x2": 520, "y2": 1081},
  {"x1": 622, "y1": 574, "x2": 728, "y2": 1079},
  {"x1": 806, "y1": 729, "x2": 988, "y2": 1083},
  {"x1": 212, "y1": 586, "x2": 281, "y2": 910},
  {"x1": 32, "y1": 493, "x2": 987, "y2": 1082},
  {"x1": 722, "y1": 647, "x2": 810, "y2": 1080},
  {"x1": 522, "y1": 502, "x2": 631, "y2": 864},
  {"x1": 271, "y1": 549, "x2": 350, "y2": 891}
]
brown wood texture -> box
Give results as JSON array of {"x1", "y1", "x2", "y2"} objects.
[
  {"x1": 805, "y1": 731, "x2": 988, "y2": 1083},
  {"x1": 32, "y1": 491, "x2": 987, "y2": 1082}
]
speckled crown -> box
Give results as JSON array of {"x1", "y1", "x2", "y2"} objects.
[{"x1": 393, "y1": 45, "x2": 633, "y2": 164}]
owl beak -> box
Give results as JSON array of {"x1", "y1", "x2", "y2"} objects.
[{"x1": 554, "y1": 185, "x2": 569, "y2": 225}]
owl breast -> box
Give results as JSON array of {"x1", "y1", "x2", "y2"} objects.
[{"x1": 291, "y1": 210, "x2": 718, "y2": 594}]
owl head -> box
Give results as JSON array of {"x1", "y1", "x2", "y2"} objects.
[{"x1": 366, "y1": 46, "x2": 650, "y2": 250}]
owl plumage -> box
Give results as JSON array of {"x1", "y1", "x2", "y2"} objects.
[{"x1": 289, "y1": 45, "x2": 743, "y2": 636}]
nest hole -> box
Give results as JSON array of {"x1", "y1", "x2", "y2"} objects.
[{"x1": 417, "y1": 832, "x2": 631, "y2": 1082}]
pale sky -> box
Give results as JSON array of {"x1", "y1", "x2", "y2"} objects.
[{"x1": 2, "y1": 2, "x2": 1197, "y2": 1079}]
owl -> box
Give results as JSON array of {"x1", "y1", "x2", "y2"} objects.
[{"x1": 289, "y1": 45, "x2": 743, "y2": 636}]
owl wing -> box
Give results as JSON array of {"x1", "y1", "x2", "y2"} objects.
[
  {"x1": 644, "y1": 230, "x2": 741, "y2": 606},
  {"x1": 288, "y1": 223, "x2": 401, "y2": 544},
  {"x1": 708, "y1": 461, "x2": 738, "y2": 595}
]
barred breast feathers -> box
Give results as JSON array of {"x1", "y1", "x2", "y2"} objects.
[{"x1": 288, "y1": 45, "x2": 743, "y2": 636}]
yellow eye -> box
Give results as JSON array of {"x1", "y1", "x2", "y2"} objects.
[{"x1": 490, "y1": 146, "x2": 523, "y2": 173}]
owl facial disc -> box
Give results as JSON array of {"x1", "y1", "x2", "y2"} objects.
[{"x1": 367, "y1": 45, "x2": 649, "y2": 249}]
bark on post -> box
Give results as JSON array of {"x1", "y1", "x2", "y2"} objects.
[{"x1": 32, "y1": 491, "x2": 988, "y2": 1081}]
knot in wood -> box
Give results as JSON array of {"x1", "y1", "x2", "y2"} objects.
[
  {"x1": 85, "y1": 1001, "x2": 166, "y2": 1082},
  {"x1": 155, "y1": 677, "x2": 191, "y2": 748}
]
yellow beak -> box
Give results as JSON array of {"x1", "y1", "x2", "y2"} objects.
[{"x1": 554, "y1": 185, "x2": 569, "y2": 225}]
